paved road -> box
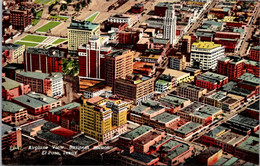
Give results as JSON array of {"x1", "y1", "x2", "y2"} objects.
[
  {"x1": 186, "y1": 95, "x2": 259, "y2": 144},
  {"x1": 237, "y1": 2, "x2": 260, "y2": 56},
  {"x1": 184, "y1": 1, "x2": 216, "y2": 36}
]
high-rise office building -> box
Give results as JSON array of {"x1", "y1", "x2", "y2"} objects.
[
  {"x1": 10, "y1": 9, "x2": 32, "y2": 30},
  {"x1": 191, "y1": 41, "x2": 225, "y2": 70},
  {"x1": 163, "y1": 8, "x2": 176, "y2": 44},
  {"x1": 78, "y1": 35, "x2": 101, "y2": 79},
  {"x1": 25, "y1": 48, "x2": 64, "y2": 73},
  {"x1": 80, "y1": 98, "x2": 128, "y2": 142},
  {"x1": 68, "y1": 20, "x2": 100, "y2": 54},
  {"x1": 105, "y1": 50, "x2": 133, "y2": 87}
]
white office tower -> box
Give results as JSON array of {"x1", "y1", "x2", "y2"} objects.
[{"x1": 163, "y1": 8, "x2": 177, "y2": 44}]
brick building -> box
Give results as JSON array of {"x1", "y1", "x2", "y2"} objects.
[
  {"x1": 178, "y1": 35, "x2": 191, "y2": 54},
  {"x1": 25, "y1": 48, "x2": 64, "y2": 73},
  {"x1": 200, "y1": 90, "x2": 243, "y2": 112},
  {"x1": 3, "y1": 43, "x2": 25, "y2": 61},
  {"x1": 130, "y1": 3, "x2": 144, "y2": 14},
  {"x1": 158, "y1": 94, "x2": 191, "y2": 113},
  {"x1": 216, "y1": 56, "x2": 245, "y2": 81},
  {"x1": 154, "y1": 2, "x2": 173, "y2": 17},
  {"x1": 196, "y1": 72, "x2": 228, "y2": 90},
  {"x1": 2, "y1": 100, "x2": 28, "y2": 126},
  {"x1": 47, "y1": 102, "x2": 81, "y2": 132},
  {"x1": 12, "y1": 92, "x2": 61, "y2": 117},
  {"x1": 237, "y1": 73, "x2": 260, "y2": 96},
  {"x1": 78, "y1": 36, "x2": 111, "y2": 79},
  {"x1": 201, "y1": 125, "x2": 248, "y2": 154},
  {"x1": 244, "y1": 60, "x2": 259, "y2": 77},
  {"x1": 10, "y1": 9, "x2": 32, "y2": 30},
  {"x1": 113, "y1": 74, "x2": 155, "y2": 105},
  {"x1": 248, "y1": 46, "x2": 259, "y2": 61},
  {"x1": 16, "y1": 71, "x2": 63, "y2": 98},
  {"x1": 2, "y1": 77, "x2": 31, "y2": 101},
  {"x1": 178, "y1": 102, "x2": 223, "y2": 125},
  {"x1": 105, "y1": 50, "x2": 133, "y2": 87},
  {"x1": 177, "y1": 83, "x2": 207, "y2": 101},
  {"x1": 234, "y1": 136, "x2": 259, "y2": 164},
  {"x1": 118, "y1": 27, "x2": 143, "y2": 45},
  {"x1": 2, "y1": 123, "x2": 22, "y2": 151},
  {"x1": 168, "y1": 52, "x2": 187, "y2": 70}
]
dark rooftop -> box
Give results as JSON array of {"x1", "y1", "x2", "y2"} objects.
[{"x1": 121, "y1": 151, "x2": 158, "y2": 164}]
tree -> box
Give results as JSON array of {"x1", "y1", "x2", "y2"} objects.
[
  {"x1": 31, "y1": 8, "x2": 37, "y2": 18},
  {"x1": 81, "y1": 0, "x2": 86, "y2": 8},
  {"x1": 75, "y1": 3, "x2": 80, "y2": 11},
  {"x1": 48, "y1": 4, "x2": 54, "y2": 13},
  {"x1": 60, "y1": 4, "x2": 67, "y2": 11}
]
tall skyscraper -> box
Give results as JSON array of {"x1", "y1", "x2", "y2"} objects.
[
  {"x1": 78, "y1": 35, "x2": 101, "y2": 79},
  {"x1": 78, "y1": 36, "x2": 112, "y2": 80},
  {"x1": 68, "y1": 20, "x2": 100, "y2": 54},
  {"x1": 80, "y1": 98, "x2": 128, "y2": 142},
  {"x1": 163, "y1": 8, "x2": 177, "y2": 44},
  {"x1": 105, "y1": 50, "x2": 133, "y2": 87}
]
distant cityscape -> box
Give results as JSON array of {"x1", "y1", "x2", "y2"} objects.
[{"x1": 2, "y1": 0, "x2": 259, "y2": 165}]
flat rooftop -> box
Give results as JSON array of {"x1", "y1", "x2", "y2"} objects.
[
  {"x1": 208, "y1": 91, "x2": 227, "y2": 101},
  {"x1": 216, "y1": 131, "x2": 247, "y2": 146},
  {"x1": 68, "y1": 20, "x2": 99, "y2": 30},
  {"x1": 131, "y1": 100, "x2": 164, "y2": 115},
  {"x1": 180, "y1": 102, "x2": 221, "y2": 118},
  {"x1": 227, "y1": 114, "x2": 259, "y2": 129},
  {"x1": 2, "y1": 100, "x2": 26, "y2": 113},
  {"x1": 2, "y1": 77, "x2": 21, "y2": 90},
  {"x1": 13, "y1": 92, "x2": 59, "y2": 109},
  {"x1": 67, "y1": 134, "x2": 98, "y2": 147},
  {"x1": 107, "y1": 49, "x2": 129, "y2": 58},
  {"x1": 247, "y1": 99, "x2": 259, "y2": 111},
  {"x1": 20, "y1": 119, "x2": 47, "y2": 134},
  {"x1": 237, "y1": 136, "x2": 259, "y2": 154},
  {"x1": 205, "y1": 125, "x2": 229, "y2": 139},
  {"x1": 163, "y1": 68, "x2": 190, "y2": 78},
  {"x1": 49, "y1": 102, "x2": 80, "y2": 115},
  {"x1": 151, "y1": 112, "x2": 179, "y2": 124},
  {"x1": 192, "y1": 41, "x2": 221, "y2": 50},
  {"x1": 121, "y1": 151, "x2": 158, "y2": 164},
  {"x1": 156, "y1": 2, "x2": 173, "y2": 8},
  {"x1": 121, "y1": 125, "x2": 153, "y2": 140},
  {"x1": 197, "y1": 72, "x2": 228, "y2": 83},
  {"x1": 192, "y1": 105, "x2": 221, "y2": 119},
  {"x1": 158, "y1": 94, "x2": 189, "y2": 106},
  {"x1": 135, "y1": 130, "x2": 163, "y2": 145},
  {"x1": 179, "y1": 83, "x2": 206, "y2": 91},
  {"x1": 175, "y1": 122, "x2": 202, "y2": 135},
  {"x1": 152, "y1": 135, "x2": 172, "y2": 149},
  {"x1": 2, "y1": 123, "x2": 15, "y2": 137},
  {"x1": 16, "y1": 71, "x2": 63, "y2": 80},
  {"x1": 238, "y1": 72, "x2": 260, "y2": 86}
]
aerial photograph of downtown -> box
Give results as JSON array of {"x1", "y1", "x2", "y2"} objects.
[{"x1": 1, "y1": 0, "x2": 259, "y2": 165}]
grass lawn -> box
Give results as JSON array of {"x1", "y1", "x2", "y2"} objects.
[
  {"x1": 15, "y1": 41, "x2": 38, "y2": 47},
  {"x1": 49, "y1": 15, "x2": 69, "y2": 20},
  {"x1": 36, "y1": 21, "x2": 61, "y2": 32},
  {"x1": 86, "y1": 12, "x2": 99, "y2": 22},
  {"x1": 36, "y1": 10, "x2": 43, "y2": 18},
  {"x1": 32, "y1": 19, "x2": 40, "y2": 26},
  {"x1": 32, "y1": 10, "x2": 43, "y2": 26},
  {"x1": 34, "y1": 0, "x2": 44, "y2": 3},
  {"x1": 20, "y1": 35, "x2": 47, "y2": 42},
  {"x1": 42, "y1": 0, "x2": 54, "y2": 4},
  {"x1": 52, "y1": 38, "x2": 67, "y2": 45}
]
